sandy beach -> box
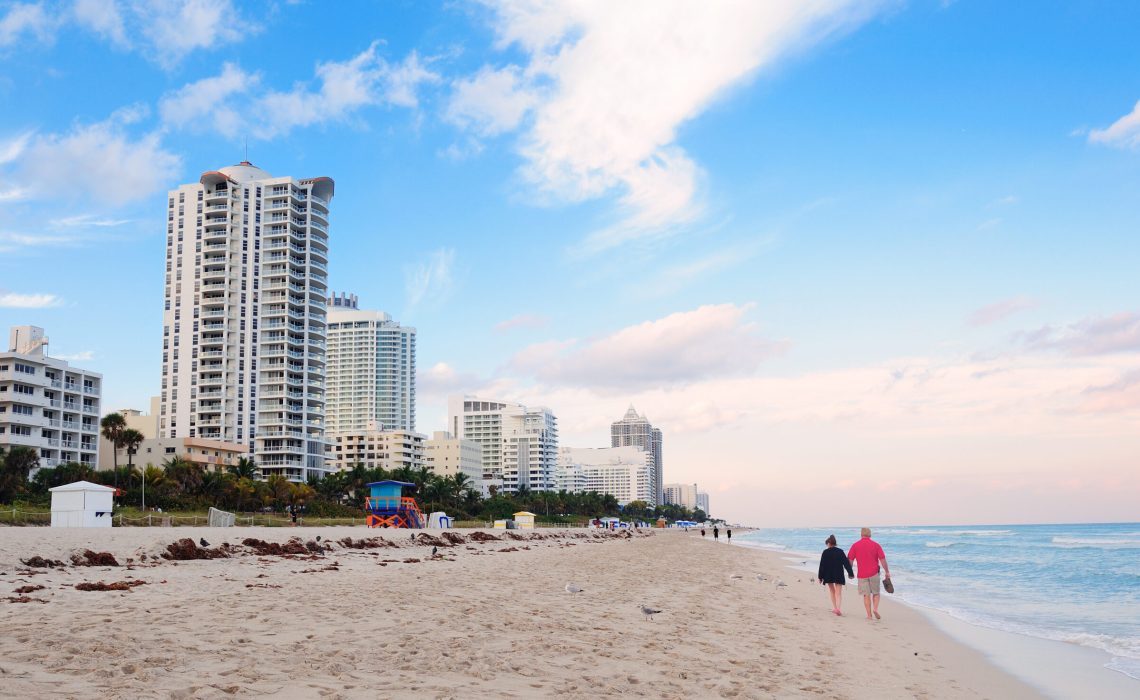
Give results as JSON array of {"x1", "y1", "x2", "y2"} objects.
[{"x1": 0, "y1": 527, "x2": 1039, "y2": 699}]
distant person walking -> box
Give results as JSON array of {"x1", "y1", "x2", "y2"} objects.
[
  {"x1": 847, "y1": 527, "x2": 890, "y2": 620},
  {"x1": 818, "y1": 534, "x2": 855, "y2": 616},
  {"x1": 727, "y1": 529, "x2": 732, "y2": 542},
  {"x1": 701, "y1": 529, "x2": 706, "y2": 537},
  {"x1": 713, "y1": 526, "x2": 720, "y2": 541}
]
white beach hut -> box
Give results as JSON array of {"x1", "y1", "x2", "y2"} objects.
[
  {"x1": 49, "y1": 480, "x2": 115, "y2": 528},
  {"x1": 513, "y1": 511, "x2": 536, "y2": 529}
]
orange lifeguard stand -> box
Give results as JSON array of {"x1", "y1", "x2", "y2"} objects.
[{"x1": 364, "y1": 481, "x2": 425, "y2": 529}]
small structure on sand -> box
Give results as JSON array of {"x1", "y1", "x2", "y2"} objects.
[
  {"x1": 364, "y1": 480, "x2": 425, "y2": 528},
  {"x1": 513, "y1": 511, "x2": 536, "y2": 529},
  {"x1": 50, "y1": 480, "x2": 115, "y2": 528}
]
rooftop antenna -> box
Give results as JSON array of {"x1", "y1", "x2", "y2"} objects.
[{"x1": 243, "y1": 136, "x2": 248, "y2": 163}]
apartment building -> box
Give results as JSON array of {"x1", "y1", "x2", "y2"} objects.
[
  {"x1": 325, "y1": 293, "x2": 416, "y2": 434},
  {"x1": 329, "y1": 427, "x2": 425, "y2": 472},
  {"x1": 424, "y1": 430, "x2": 483, "y2": 488},
  {"x1": 664, "y1": 482, "x2": 699, "y2": 510},
  {"x1": 611, "y1": 406, "x2": 664, "y2": 506},
  {"x1": 447, "y1": 395, "x2": 558, "y2": 493},
  {"x1": 159, "y1": 162, "x2": 333, "y2": 482},
  {"x1": 0, "y1": 326, "x2": 101, "y2": 470},
  {"x1": 558, "y1": 445, "x2": 654, "y2": 506}
]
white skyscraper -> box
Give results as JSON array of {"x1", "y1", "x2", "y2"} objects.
[
  {"x1": 1, "y1": 326, "x2": 102, "y2": 470},
  {"x1": 447, "y1": 395, "x2": 558, "y2": 493},
  {"x1": 611, "y1": 406, "x2": 664, "y2": 505},
  {"x1": 325, "y1": 293, "x2": 416, "y2": 434},
  {"x1": 159, "y1": 162, "x2": 333, "y2": 482}
]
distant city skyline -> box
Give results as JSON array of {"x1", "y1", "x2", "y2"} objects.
[{"x1": 2, "y1": 2, "x2": 1138, "y2": 525}]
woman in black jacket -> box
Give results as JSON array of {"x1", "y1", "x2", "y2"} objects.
[{"x1": 818, "y1": 534, "x2": 855, "y2": 616}]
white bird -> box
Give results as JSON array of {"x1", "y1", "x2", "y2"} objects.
[
  {"x1": 776, "y1": 580, "x2": 787, "y2": 588},
  {"x1": 565, "y1": 583, "x2": 584, "y2": 593},
  {"x1": 640, "y1": 604, "x2": 662, "y2": 621},
  {"x1": 756, "y1": 574, "x2": 767, "y2": 582}
]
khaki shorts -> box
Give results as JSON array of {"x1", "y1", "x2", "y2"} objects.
[{"x1": 857, "y1": 573, "x2": 881, "y2": 596}]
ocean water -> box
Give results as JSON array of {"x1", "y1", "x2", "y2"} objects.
[{"x1": 734, "y1": 523, "x2": 1140, "y2": 682}]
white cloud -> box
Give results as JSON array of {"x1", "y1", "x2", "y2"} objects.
[
  {"x1": 5, "y1": 111, "x2": 180, "y2": 205},
  {"x1": 48, "y1": 214, "x2": 132, "y2": 228},
  {"x1": 509, "y1": 303, "x2": 787, "y2": 390},
  {"x1": 0, "y1": 2, "x2": 54, "y2": 47},
  {"x1": 447, "y1": 65, "x2": 537, "y2": 135},
  {"x1": 255, "y1": 44, "x2": 440, "y2": 138},
  {"x1": 454, "y1": 0, "x2": 885, "y2": 250},
  {"x1": 0, "y1": 132, "x2": 31, "y2": 164},
  {"x1": 137, "y1": 0, "x2": 249, "y2": 67},
  {"x1": 1088, "y1": 99, "x2": 1140, "y2": 150},
  {"x1": 72, "y1": 0, "x2": 127, "y2": 46},
  {"x1": 0, "y1": 292, "x2": 62, "y2": 308},
  {"x1": 967, "y1": 296, "x2": 1036, "y2": 327},
  {"x1": 404, "y1": 248, "x2": 456, "y2": 308},
  {"x1": 159, "y1": 63, "x2": 258, "y2": 136}
]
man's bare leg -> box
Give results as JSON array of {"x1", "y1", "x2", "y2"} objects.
[
  {"x1": 872, "y1": 593, "x2": 881, "y2": 619},
  {"x1": 863, "y1": 594, "x2": 873, "y2": 619}
]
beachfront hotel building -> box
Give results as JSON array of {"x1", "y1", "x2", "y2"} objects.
[
  {"x1": 424, "y1": 430, "x2": 484, "y2": 486},
  {"x1": 557, "y1": 445, "x2": 655, "y2": 506},
  {"x1": 133, "y1": 436, "x2": 248, "y2": 473},
  {"x1": 0, "y1": 326, "x2": 101, "y2": 470},
  {"x1": 325, "y1": 293, "x2": 416, "y2": 434},
  {"x1": 696, "y1": 490, "x2": 710, "y2": 516},
  {"x1": 611, "y1": 406, "x2": 664, "y2": 505},
  {"x1": 447, "y1": 395, "x2": 558, "y2": 493},
  {"x1": 664, "y1": 483, "x2": 699, "y2": 510},
  {"x1": 158, "y1": 162, "x2": 333, "y2": 482},
  {"x1": 328, "y1": 427, "x2": 425, "y2": 472}
]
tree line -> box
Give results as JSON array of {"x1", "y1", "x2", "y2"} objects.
[{"x1": 0, "y1": 444, "x2": 710, "y2": 523}]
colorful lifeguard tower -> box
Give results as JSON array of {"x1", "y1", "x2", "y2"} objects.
[{"x1": 364, "y1": 481, "x2": 425, "y2": 529}]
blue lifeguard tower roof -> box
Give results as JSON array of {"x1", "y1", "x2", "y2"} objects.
[{"x1": 365, "y1": 480, "x2": 417, "y2": 498}]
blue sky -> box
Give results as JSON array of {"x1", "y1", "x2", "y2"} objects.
[{"x1": 2, "y1": 1, "x2": 1139, "y2": 525}]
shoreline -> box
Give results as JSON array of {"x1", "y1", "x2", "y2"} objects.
[
  {"x1": 731, "y1": 538, "x2": 1137, "y2": 700},
  {"x1": 2, "y1": 527, "x2": 1039, "y2": 698}
]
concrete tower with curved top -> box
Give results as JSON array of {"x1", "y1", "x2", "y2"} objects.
[{"x1": 159, "y1": 162, "x2": 335, "y2": 481}]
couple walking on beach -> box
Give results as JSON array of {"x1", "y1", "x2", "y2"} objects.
[{"x1": 818, "y1": 528, "x2": 891, "y2": 619}]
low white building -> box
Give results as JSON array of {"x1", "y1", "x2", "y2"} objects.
[
  {"x1": 329, "y1": 427, "x2": 425, "y2": 472},
  {"x1": 424, "y1": 430, "x2": 483, "y2": 483},
  {"x1": 50, "y1": 480, "x2": 114, "y2": 528},
  {"x1": 1, "y1": 326, "x2": 102, "y2": 471},
  {"x1": 557, "y1": 446, "x2": 654, "y2": 506}
]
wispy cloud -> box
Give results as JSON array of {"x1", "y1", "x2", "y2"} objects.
[
  {"x1": 1, "y1": 108, "x2": 180, "y2": 205},
  {"x1": 494, "y1": 313, "x2": 548, "y2": 333},
  {"x1": 0, "y1": 292, "x2": 63, "y2": 308},
  {"x1": 967, "y1": 296, "x2": 1036, "y2": 327},
  {"x1": 1019, "y1": 311, "x2": 1140, "y2": 356},
  {"x1": 509, "y1": 303, "x2": 787, "y2": 391},
  {"x1": 1088, "y1": 99, "x2": 1140, "y2": 150},
  {"x1": 52, "y1": 350, "x2": 94, "y2": 362},
  {"x1": 449, "y1": 0, "x2": 887, "y2": 251},
  {"x1": 162, "y1": 45, "x2": 440, "y2": 140},
  {"x1": 404, "y1": 248, "x2": 456, "y2": 308},
  {"x1": 49, "y1": 214, "x2": 132, "y2": 228},
  {"x1": 0, "y1": 2, "x2": 54, "y2": 47}
]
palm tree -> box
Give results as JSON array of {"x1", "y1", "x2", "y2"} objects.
[
  {"x1": 120, "y1": 428, "x2": 144, "y2": 483},
  {"x1": 227, "y1": 456, "x2": 258, "y2": 480},
  {"x1": 0, "y1": 446, "x2": 39, "y2": 502},
  {"x1": 100, "y1": 413, "x2": 126, "y2": 487}
]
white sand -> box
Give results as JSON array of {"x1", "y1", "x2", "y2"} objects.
[{"x1": 0, "y1": 527, "x2": 1039, "y2": 699}]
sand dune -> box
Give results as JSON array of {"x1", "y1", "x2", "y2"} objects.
[{"x1": 0, "y1": 527, "x2": 1038, "y2": 699}]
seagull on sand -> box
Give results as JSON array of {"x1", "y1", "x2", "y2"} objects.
[
  {"x1": 565, "y1": 583, "x2": 584, "y2": 593},
  {"x1": 640, "y1": 604, "x2": 662, "y2": 621},
  {"x1": 199, "y1": 538, "x2": 210, "y2": 547}
]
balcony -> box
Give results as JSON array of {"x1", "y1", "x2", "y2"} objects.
[
  {"x1": 62, "y1": 402, "x2": 78, "y2": 411},
  {"x1": 83, "y1": 386, "x2": 99, "y2": 396},
  {"x1": 82, "y1": 406, "x2": 98, "y2": 414}
]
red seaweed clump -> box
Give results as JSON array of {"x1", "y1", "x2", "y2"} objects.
[
  {"x1": 71, "y1": 550, "x2": 120, "y2": 567},
  {"x1": 162, "y1": 538, "x2": 229, "y2": 561},
  {"x1": 75, "y1": 580, "x2": 147, "y2": 592}
]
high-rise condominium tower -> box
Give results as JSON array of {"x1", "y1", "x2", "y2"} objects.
[
  {"x1": 325, "y1": 292, "x2": 416, "y2": 434},
  {"x1": 611, "y1": 406, "x2": 663, "y2": 506},
  {"x1": 447, "y1": 395, "x2": 558, "y2": 493},
  {"x1": 159, "y1": 162, "x2": 333, "y2": 482}
]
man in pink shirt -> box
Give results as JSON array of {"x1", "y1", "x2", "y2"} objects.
[{"x1": 847, "y1": 527, "x2": 890, "y2": 620}]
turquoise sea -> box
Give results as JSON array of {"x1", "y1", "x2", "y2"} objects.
[{"x1": 734, "y1": 523, "x2": 1140, "y2": 683}]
